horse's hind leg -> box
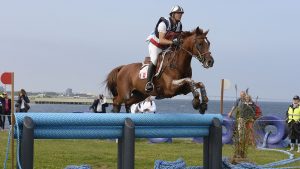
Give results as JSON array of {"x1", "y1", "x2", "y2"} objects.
[
  {"x1": 125, "y1": 94, "x2": 147, "y2": 113},
  {"x1": 112, "y1": 96, "x2": 122, "y2": 113}
]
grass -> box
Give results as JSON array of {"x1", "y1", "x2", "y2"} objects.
[{"x1": 1, "y1": 131, "x2": 300, "y2": 169}]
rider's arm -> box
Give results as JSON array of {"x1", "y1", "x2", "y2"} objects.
[
  {"x1": 158, "y1": 32, "x2": 173, "y2": 45},
  {"x1": 157, "y1": 22, "x2": 173, "y2": 45}
]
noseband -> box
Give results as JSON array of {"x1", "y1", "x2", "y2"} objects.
[{"x1": 179, "y1": 37, "x2": 211, "y2": 63}]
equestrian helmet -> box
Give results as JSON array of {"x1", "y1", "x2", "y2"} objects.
[{"x1": 169, "y1": 5, "x2": 184, "y2": 15}]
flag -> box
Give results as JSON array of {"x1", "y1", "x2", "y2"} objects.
[{"x1": 1, "y1": 72, "x2": 12, "y2": 84}]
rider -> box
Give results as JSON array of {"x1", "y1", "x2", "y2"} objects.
[{"x1": 145, "y1": 5, "x2": 184, "y2": 93}]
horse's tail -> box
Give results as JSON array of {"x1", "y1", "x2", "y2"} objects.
[{"x1": 105, "y1": 65, "x2": 124, "y2": 97}]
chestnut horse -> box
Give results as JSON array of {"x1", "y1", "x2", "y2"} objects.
[{"x1": 105, "y1": 27, "x2": 214, "y2": 113}]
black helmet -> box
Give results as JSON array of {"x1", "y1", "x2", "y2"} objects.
[{"x1": 293, "y1": 95, "x2": 300, "y2": 100}]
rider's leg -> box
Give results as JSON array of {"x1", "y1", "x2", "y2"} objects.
[
  {"x1": 145, "y1": 43, "x2": 161, "y2": 92},
  {"x1": 145, "y1": 63, "x2": 156, "y2": 92}
]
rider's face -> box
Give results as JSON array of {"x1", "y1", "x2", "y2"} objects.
[{"x1": 173, "y1": 12, "x2": 183, "y2": 22}]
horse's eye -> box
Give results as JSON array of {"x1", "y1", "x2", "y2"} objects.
[{"x1": 196, "y1": 44, "x2": 201, "y2": 50}]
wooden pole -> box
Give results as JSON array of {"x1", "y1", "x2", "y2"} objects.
[
  {"x1": 220, "y1": 79, "x2": 224, "y2": 114},
  {"x1": 11, "y1": 72, "x2": 15, "y2": 169}
]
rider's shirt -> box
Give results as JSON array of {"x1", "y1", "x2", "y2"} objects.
[{"x1": 147, "y1": 17, "x2": 182, "y2": 49}]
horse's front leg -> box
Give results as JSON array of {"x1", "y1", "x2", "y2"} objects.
[
  {"x1": 194, "y1": 82, "x2": 208, "y2": 102},
  {"x1": 193, "y1": 81, "x2": 209, "y2": 114},
  {"x1": 171, "y1": 78, "x2": 203, "y2": 113}
]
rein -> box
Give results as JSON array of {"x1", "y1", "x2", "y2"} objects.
[
  {"x1": 178, "y1": 35, "x2": 211, "y2": 63},
  {"x1": 160, "y1": 35, "x2": 211, "y2": 73},
  {"x1": 180, "y1": 44, "x2": 210, "y2": 63}
]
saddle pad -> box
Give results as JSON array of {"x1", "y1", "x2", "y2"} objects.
[{"x1": 139, "y1": 65, "x2": 148, "y2": 80}]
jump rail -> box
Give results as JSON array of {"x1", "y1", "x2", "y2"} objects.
[{"x1": 14, "y1": 113, "x2": 223, "y2": 169}]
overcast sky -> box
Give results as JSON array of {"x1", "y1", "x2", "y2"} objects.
[{"x1": 0, "y1": 1, "x2": 299, "y2": 101}]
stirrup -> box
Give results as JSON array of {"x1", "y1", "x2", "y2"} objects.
[{"x1": 145, "y1": 82, "x2": 154, "y2": 92}]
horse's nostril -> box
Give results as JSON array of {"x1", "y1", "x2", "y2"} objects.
[{"x1": 210, "y1": 59, "x2": 214, "y2": 66}]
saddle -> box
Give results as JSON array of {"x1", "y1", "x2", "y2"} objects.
[{"x1": 139, "y1": 49, "x2": 172, "y2": 80}]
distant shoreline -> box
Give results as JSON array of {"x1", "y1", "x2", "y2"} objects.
[
  {"x1": 28, "y1": 97, "x2": 289, "y2": 105},
  {"x1": 30, "y1": 97, "x2": 113, "y2": 105}
]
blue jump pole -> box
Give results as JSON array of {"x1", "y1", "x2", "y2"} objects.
[{"x1": 15, "y1": 113, "x2": 223, "y2": 169}]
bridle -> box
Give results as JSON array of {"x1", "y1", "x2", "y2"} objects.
[{"x1": 179, "y1": 37, "x2": 211, "y2": 64}]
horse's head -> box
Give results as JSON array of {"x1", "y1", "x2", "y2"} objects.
[{"x1": 180, "y1": 27, "x2": 214, "y2": 68}]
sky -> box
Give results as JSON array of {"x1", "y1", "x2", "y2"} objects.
[{"x1": 0, "y1": 1, "x2": 299, "y2": 102}]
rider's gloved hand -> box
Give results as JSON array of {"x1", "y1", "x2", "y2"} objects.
[{"x1": 172, "y1": 38, "x2": 180, "y2": 47}]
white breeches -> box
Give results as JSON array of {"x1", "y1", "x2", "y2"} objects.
[{"x1": 148, "y1": 42, "x2": 162, "y2": 66}]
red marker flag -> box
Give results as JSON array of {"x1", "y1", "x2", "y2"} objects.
[{"x1": 1, "y1": 72, "x2": 12, "y2": 84}]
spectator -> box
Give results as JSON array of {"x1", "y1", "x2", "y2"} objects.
[
  {"x1": 0, "y1": 94, "x2": 3, "y2": 130},
  {"x1": 15, "y1": 89, "x2": 30, "y2": 112},
  {"x1": 0, "y1": 92, "x2": 11, "y2": 129},
  {"x1": 239, "y1": 94, "x2": 256, "y2": 120},
  {"x1": 239, "y1": 94, "x2": 256, "y2": 145},
  {"x1": 131, "y1": 97, "x2": 156, "y2": 113},
  {"x1": 228, "y1": 91, "x2": 246, "y2": 118},
  {"x1": 89, "y1": 94, "x2": 108, "y2": 113},
  {"x1": 141, "y1": 96, "x2": 156, "y2": 113},
  {"x1": 228, "y1": 93, "x2": 256, "y2": 145},
  {"x1": 286, "y1": 95, "x2": 300, "y2": 152},
  {"x1": 130, "y1": 102, "x2": 143, "y2": 114},
  {"x1": 254, "y1": 102, "x2": 262, "y2": 120}
]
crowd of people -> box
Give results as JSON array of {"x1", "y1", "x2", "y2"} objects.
[
  {"x1": 0, "y1": 89, "x2": 30, "y2": 130},
  {"x1": 226, "y1": 91, "x2": 300, "y2": 153},
  {"x1": 227, "y1": 91, "x2": 262, "y2": 146}
]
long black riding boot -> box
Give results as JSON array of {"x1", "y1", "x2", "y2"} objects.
[{"x1": 145, "y1": 63, "x2": 156, "y2": 93}]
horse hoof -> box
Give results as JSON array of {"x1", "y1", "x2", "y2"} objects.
[
  {"x1": 199, "y1": 103, "x2": 207, "y2": 114},
  {"x1": 111, "y1": 107, "x2": 120, "y2": 113},
  {"x1": 192, "y1": 98, "x2": 201, "y2": 110}
]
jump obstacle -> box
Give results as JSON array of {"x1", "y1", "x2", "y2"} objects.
[{"x1": 13, "y1": 113, "x2": 223, "y2": 169}]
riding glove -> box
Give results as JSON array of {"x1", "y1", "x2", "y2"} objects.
[{"x1": 172, "y1": 38, "x2": 180, "y2": 47}]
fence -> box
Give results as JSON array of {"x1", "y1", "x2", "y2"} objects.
[{"x1": 14, "y1": 113, "x2": 223, "y2": 169}]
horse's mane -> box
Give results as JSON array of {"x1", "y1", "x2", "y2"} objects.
[{"x1": 180, "y1": 27, "x2": 204, "y2": 39}]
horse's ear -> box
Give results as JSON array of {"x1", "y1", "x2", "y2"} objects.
[
  {"x1": 203, "y1": 29, "x2": 209, "y2": 36},
  {"x1": 195, "y1": 27, "x2": 203, "y2": 35}
]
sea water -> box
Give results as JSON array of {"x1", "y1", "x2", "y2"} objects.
[{"x1": 27, "y1": 99, "x2": 289, "y2": 117}]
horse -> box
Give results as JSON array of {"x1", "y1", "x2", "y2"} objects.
[{"x1": 105, "y1": 27, "x2": 214, "y2": 113}]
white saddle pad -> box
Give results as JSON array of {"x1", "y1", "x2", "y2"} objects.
[{"x1": 139, "y1": 65, "x2": 148, "y2": 80}]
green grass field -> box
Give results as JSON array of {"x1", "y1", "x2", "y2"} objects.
[{"x1": 1, "y1": 131, "x2": 300, "y2": 169}]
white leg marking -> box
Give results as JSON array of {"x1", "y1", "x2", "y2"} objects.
[{"x1": 172, "y1": 78, "x2": 193, "y2": 86}]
